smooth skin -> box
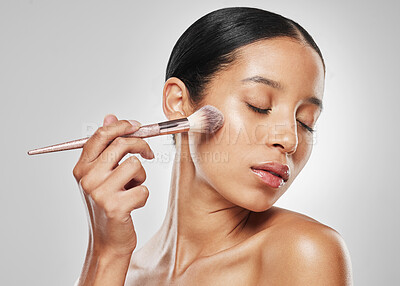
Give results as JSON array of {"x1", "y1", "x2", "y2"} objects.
[{"x1": 73, "y1": 37, "x2": 353, "y2": 285}]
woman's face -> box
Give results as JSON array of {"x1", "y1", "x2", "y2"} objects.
[{"x1": 187, "y1": 37, "x2": 325, "y2": 212}]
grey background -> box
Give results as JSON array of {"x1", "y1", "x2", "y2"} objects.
[{"x1": 1, "y1": 0, "x2": 399, "y2": 285}]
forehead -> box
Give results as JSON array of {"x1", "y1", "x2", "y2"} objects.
[{"x1": 214, "y1": 37, "x2": 325, "y2": 100}]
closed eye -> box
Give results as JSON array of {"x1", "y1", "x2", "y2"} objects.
[
  {"x1": 246, "y1": 103, "x2": 315, "y2": 134},
  {"x1": 297, "y1": 121, "x2": 315, "y2": 133},
  {"x1": 246, "y1": 102, "x2": 271, "y2": 114}
]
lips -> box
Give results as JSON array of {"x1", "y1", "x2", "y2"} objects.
[{"x1": 250, "y1": 162, "x2": 290, "y2": 182}]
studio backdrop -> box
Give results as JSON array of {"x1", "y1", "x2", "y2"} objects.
[{"x1": 1, "y1": 0, "x2": 399, "y2": 285}]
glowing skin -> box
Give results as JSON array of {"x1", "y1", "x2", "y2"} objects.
[
  {"x1": 186, "y1": 38, "x2": 324, "y2": 213},
  {"x1": 124, "y1": 38, "x2": 353, "y2": 285}
]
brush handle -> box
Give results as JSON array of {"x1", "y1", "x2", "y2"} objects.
[
  {"x1": 27, "y1": 118, "x2": 190, "y2": 155},
  {"x1": 27, "y1": 136, "x2": 92, "y2": 155},
  {"x1": 28, "y1": 123, "x2": 160, "y2": 155},
  {"x1": 27, "y1": 123, "x2": 161, "y2": 155}
]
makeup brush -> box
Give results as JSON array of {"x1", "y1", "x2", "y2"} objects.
[{"x1": 27, "y1": 105, "x2": 224, "y2": 155}]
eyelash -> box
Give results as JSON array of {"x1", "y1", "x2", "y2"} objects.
[{"x1": 246, "y1": 103, "x2": 315, "y2": 134}]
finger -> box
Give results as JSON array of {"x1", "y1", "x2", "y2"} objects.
[
  {"x1": 117, "y1": 185, "x2": 149, "y2": 213},
  {"x1": 102, "y1": 155, "x2": 147, "y2": 191},
  {"x1": 75, "y1": 114, "x2": 118, "y2": 169},
  {"x1": 82, "y1": 119, "x2": 142, "y2": 163},
  {"x1": 95, "y1": 137, "x2": 154, "y2": 171}
]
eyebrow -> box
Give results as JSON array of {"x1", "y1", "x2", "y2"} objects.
[
  {"x1": 305, "y1": 96, "x2": 323, "y2": 112},
  {"x1": 242, "y1": 75, "x2": 283, "y2": 89},
  {"x1": 241, "y1": 75, "x2": 323, "y2": 112}
]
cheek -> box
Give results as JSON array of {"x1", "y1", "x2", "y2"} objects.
[
  {"x1": 185, "y1": 93, "x2": 249, "y2": 192},
  {"x1": 187, "y1": 114, "x2": 266, "y2": 205},
  {"x1": 292, "y1": 132, "x2": 314, "y2": 174},
  {"x1": 187, "y1": 113, "x2": 248, "y2": 180},
  {"x1": 189, "y1": 107, "x2": 256, "y2": 162},
  {"x1": 188, "y1": 114, "x2": 245, "y2": 172}
]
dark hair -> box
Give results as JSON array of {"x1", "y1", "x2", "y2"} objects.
[{"x1": 166, "y1": 7, "x2": 325, "y2": 145}]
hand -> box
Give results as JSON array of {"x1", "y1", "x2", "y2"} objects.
[{"x1": 72, "y1": 114, "x2": 154, "y2": 258}]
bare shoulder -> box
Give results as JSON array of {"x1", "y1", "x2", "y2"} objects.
[{"x1": 255, "y1": 207, "x2": 353, "y2": 285}]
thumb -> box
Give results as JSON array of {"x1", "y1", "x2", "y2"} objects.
[{"x1": 103, "y1": 114, "x2": 118, "y2": 126}]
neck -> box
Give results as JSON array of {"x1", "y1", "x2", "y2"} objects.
[{"x1": 157, "y1": 134, "x2": 252, "y2": 277}]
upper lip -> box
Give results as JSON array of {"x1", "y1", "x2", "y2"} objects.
[{"x1": 251, "y1": 162, "x2": 290, "y2": 182}]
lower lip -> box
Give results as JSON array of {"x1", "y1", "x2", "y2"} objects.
[{"x1": 250, "y1": 168, "x2": 285, "y2": 189}]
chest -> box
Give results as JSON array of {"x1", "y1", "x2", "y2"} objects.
[
  {"x1": 125, "y1": 247, "x2": 261, "y2": 286},
  {"x1": 175, "y1": 258, "x2": 260, "y2": 286}
]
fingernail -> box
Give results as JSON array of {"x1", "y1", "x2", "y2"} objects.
[
  {"x1": 148, "y1": 150, "x2": 155, "y2": 159},
  {"x1": 103, "y1": 114, "x2": 115, "y2": 126},
  {"x1": 140, "y1": 150, "x2": 154, "y2": 160},
  {"x1": 128, "y1": 120, "x2": 142, "y2": 130},
  {"x1": 129, "y1": 120, "x2": 141, "y2": 126}
]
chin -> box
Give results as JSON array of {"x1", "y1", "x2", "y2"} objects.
[
  {"x1": 240, "y1": 197, "x2": 275, "y2": 212},
  {"x1": 249, "y1": 203, "x2": 274, "y2": 212}
]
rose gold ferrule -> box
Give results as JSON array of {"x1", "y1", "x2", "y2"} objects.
[
  {"x1": 159, "y1": 118, "x2": 190, "y2": 135},
  {"x1": 123, "y1": 118, "x2": 190, "y2": 138}
]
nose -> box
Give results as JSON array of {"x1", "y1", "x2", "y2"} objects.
[{"x1": 266, "y1": 119, "x2": 298, "y2": 155}]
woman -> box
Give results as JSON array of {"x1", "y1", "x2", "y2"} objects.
[{"x1": 73, "y1": 7, "x2": 353, "y2": 285}]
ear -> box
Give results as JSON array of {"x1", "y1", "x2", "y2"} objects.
[{"x1": 162, "y1": 77, "x2": 192, "y2": 120}]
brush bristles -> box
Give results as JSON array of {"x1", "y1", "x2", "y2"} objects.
[{"x1": 187, "y1": 105, "x2": 224, "y2": 134}]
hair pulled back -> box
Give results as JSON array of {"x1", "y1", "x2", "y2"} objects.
[{"x1": 166, "y1": 7, "x2": 325, "y2": 144}]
